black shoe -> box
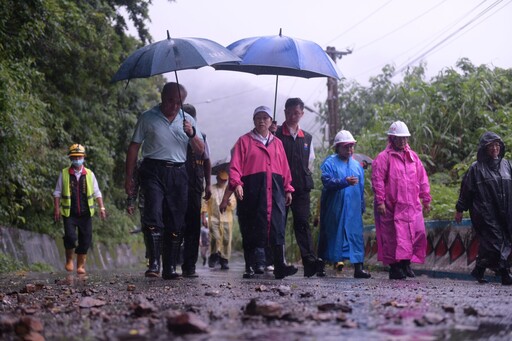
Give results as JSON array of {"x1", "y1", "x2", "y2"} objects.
[
  {"x1": 500, "y1": 268, "x2": 512, "y2": 285},
  {"x1": 144, "y1": 270, "x2": 160, "y2": 278},
  {"x1": 274, "y1": 264, "x2": 298, "y2": 279},
  {"x1": 219, "y1": 258, "x2": 229, "y2": 270},
  {"x1": 389, "y1": 263, "x2": 406, "y2": 280},
  {"x1": 182, "y1": 269, "x2": 199, "y2": 278},
  {"x1": 354, "y1": 263, "x2": 371, "y2": 279},
  {"x1": 471, "y1": 266, "x2": 488, "y2": 283},
  {"x1": 400, "y1": 260, "x2": 415, "y2": 278},
  {"x1": 316, "y1": 258, "x2": 326, "y2": 277},
  {"x1": 243, "y1": 267, "x2": 255, "y2": 279},
  {"x1": 254, "y1": 265, "x2": 265, "y2": 274},
  {"x1": 208, "y1": 253, "x2": 219, "y2": 268},
  {"x1": 303, "y1": 260, "x2": 317, "y2": 278}
]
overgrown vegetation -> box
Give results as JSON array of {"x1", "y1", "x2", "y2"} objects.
[{"x1": 1, "y1": 1, "x2": 511, "y2": 266}]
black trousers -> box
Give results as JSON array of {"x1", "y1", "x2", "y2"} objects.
[
  {"x1": 182, "y1": 189, "x2": 202, "y2": 271},
  {"x1": 286, "y1": 190, "x2": 316, "y2": 264},
  {"x1": 63, "y1": 214, "x2": 92, "y2": 254}
]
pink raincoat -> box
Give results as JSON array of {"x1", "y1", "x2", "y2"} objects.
[{"x1": 371, "y1": 142, "x2": 432, "y2": 265}]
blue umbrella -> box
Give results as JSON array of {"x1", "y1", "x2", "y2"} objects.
[
  {"x1": 112, "y1": 31, "x2": 241, "y2": 118},
  {"x1": 112, "y1": 31, "x2": 241, "y2": 82},
  {"x1": 214, "y1": 29, "x2": 343, "y2": 119}
]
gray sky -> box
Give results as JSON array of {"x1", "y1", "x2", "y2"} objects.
[{"x1": 124, "y1": 0, "x2": 512, "y2": 161}]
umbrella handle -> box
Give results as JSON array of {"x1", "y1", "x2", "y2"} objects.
[
  {"x1": 272, "y1": 75, "x2": 279, "y2": 121},
  {"x1": 174, "y1": 70, "x2": 185, "y2": 120}
]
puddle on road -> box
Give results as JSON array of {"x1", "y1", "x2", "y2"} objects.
[{"x1": 439, "y1": 322, "x2": 512, "y2": 339}]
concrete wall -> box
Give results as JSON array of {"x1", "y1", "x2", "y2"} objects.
[{"x1": 0, "y1": 226, "x2": 144, "y2": 271}]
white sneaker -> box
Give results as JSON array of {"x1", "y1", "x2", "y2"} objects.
[{"x1": 265, "y1": 265, "x2": 274, "y2": 272}]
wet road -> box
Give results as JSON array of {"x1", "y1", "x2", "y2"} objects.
[{"x1": 1, "y1": 255, "x2": 511, "y2": 340}]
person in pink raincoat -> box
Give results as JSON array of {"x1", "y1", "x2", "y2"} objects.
[
  {"x1": 223, "y1": 105, "x2": 297, "y2": 280},
  {"x1": 371, "y1": 121, "x2": 432, "y2": 280}
]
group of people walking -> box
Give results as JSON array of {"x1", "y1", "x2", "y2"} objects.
[{"x1": 52, "y1": 81, "x2": 512, "y2": 285}]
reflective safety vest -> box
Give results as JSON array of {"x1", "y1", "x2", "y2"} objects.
[{"x1": 61, "y1": 167, "x2": 95, "y2": 217}]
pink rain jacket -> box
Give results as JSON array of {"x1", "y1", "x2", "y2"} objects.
[
  {"x1": 229, "y1": 131, "x2": 294, "y2": 246},
  {"x1": 371, "y1": 142, "x2": 432, "y2": 265}
]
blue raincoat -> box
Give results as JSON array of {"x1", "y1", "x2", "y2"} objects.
[{"x1": 318, "y1": 154, "x2": 366, "y2": 263}]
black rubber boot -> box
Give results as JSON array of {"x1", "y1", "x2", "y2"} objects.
[
  {"x1": 316, "y1": 258, "x2": 326, "y2": 277},
  {"x1": 303, "y1": 259, "x2": 317, "y2": 278},
  {"x1": 144, "y1": 228, "x2": 161, "y2": 277},
  {"x1": 470, "y1": 265, "x2": 488, "y2": 283},
  {"x1": 219, "y1": 257, "x2": 229, "y2": 270},
  {"x1": 162, "y1": 235, "x2": 181, "y2": 280},
  {"x1": 389, "y1": 262, "x2": 406, "y2": 280},
  {"x1": 354, "y1": 263, "x2": 371, "y2": 278},
  {"x1": 500, "y1": 268, "x2": 512, "y2": 286},
  {"x1": 273, "y1": 245, "x2": 298, "y2": 280},
  {"x1": 400, "y1": 260, "x2": 415, "y2": 278}
]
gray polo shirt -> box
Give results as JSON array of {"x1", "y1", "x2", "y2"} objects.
[{"x1": 131, "y1": 105, "x2": 201, "y2": 163}]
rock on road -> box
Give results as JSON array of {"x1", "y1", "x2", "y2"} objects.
[{"x1": 1, "y1": 256, "x2": 511, "y2": 340}]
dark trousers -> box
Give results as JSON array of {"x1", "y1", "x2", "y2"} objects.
[
  {"x1": 182, "y1": 189, "x2": 202, "y2": 271},
  {"x1": 286, "y1": 190, "x2": 316, "y2": 264},
  {"x1": 63, "y1": 214, "x2": 92, "y2": 254},
  {"x1": 140, "y1": 159, "x2": 188, "y2": 236}
]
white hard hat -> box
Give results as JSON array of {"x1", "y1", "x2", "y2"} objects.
[
  {"x1": 387, "y1": 121, "x2": 411, "y2": 137},
  {"x1": 333, "y1": 130, "x2": 356, "y2": 145}
]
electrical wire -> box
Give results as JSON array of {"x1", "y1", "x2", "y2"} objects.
[{"x1": 394, "y1": 0, "x2": 507, "y2": 75}]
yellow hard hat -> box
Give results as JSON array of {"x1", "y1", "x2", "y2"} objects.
[
  {"x1": 68, "y1": 144, "x2": 86, "y2": 157},
  {"x1": 218, "y1": 170, "x2": 229, "y2": 180}
]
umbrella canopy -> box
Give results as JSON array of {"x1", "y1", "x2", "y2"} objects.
[
  {"x1": 353, "y1": 153, "x2": 373, "y2": 169},
  {"x1": 214, "y1": 29, "x2": 343, "y2": 118},
  {"x1": 111, "y1": 31, "x2": 241, "y2": 82},
  {"x1": 211, "y1": 156, "x2": 231, "y2": 175}
]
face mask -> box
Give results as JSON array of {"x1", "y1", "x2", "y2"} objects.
[{"x1": 72, "y1": 159, "x2": 84, "y2": 167}]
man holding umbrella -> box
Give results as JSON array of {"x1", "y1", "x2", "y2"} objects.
[
  {"x1": 125, "y1": 82, "x2": 204, "y2": 280},
  {"x1": 275, "y1": 97, "x2": 326, "y2": 277}
]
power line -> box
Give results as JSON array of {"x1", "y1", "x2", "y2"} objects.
[
  {"x1": 356, "y1": 0, "x2": 448, "y2": 52},
  {"x1": 394, "y1": 0, "x2": 507, "y2": 75},
  {"x1": 325, "y1": 0, "x2": 393, "y2": 45},
  {"x1": 351, "y1": 0, "x2": 491, "y2": 80}
]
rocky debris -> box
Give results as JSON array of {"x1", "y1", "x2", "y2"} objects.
[
  {"x1": 245, "y1": 298, "x2": 283, "y2": 318},
  {"x1": 255, "y1": 285, "x2": 269, "y2": 292},
  {"x1": 414, "y1": 313, "x2": 445, "y2": 326},
  {"x1": 79, "y1": 297, "x2": 106, "y2": 308},
  {"x1": 442, "y1": 305, "x2": 455, "y2": 313},
  {"x1": 166, "y1": 311, "x2": 209, "y2": 334},
  {"x1": 464, "y1": 306, "x2": 478, "y2": 316},
  {"x1": 276, "y1": 285, "x2": 291, "y2": 296},
  {"x1": 14, "y1": 316, "x2": 44, "y2": 340},
  {"x1": 318, "y1": 302, "x2": 352, "y2": 313},
  {"x1": 130, "y1": 296, "x2": 157, "y2": 317}
]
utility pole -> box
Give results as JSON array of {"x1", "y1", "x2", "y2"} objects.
[{"x1": 325, "y1": 46, "x2": 352, "y2": 144}]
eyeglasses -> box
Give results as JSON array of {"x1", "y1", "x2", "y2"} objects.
[{"x1": 486, "y1": 142, "x2": 500, "y2": 149}]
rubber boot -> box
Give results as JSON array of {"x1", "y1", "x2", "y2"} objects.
[
  {"x1": 145, "y1": 229, "x2": 161, "y2": 277},
  {"x1": 316, "y1": 258, "x2": 326, "y2": 277},
  {"x1": 354, "y1": 263, "x2": 371, "y2": 278},
  {"x1": 162, "y1": 236, "x2": 181, "y2": 280},
  {"x1": 76, "y1": 254, "x2": 87, "y2": 274},
  {"x1": 242, "y1": 247, "x2": 255, "y2": 279},
  {"x1": 65, "y1": 249, "x2": 74, "y2": 272},
  {"x1": 400, "y1": 260, "x2": 415, "y2": 278},
  {"x1": 219, "y1": 257, "x2": 229, "y2": 270},
  {"x1": 389, "y1": 262, "x2": 406, "y2": 280},
  {"x1": 500, "y1": 268, "x2": 512, "y2": 286},
  {"x1": 273, "y1": 245, "x2": 298, "y2": 280},
  {"x1": 303, "y1": 259, "x2": 317, "y2": 278},
  {"x1": 208, "y1": 252, "x2": 219, "y2": 268},
  {"x1": 470, "y1": 265, "x2": 488, "y2": 283}
]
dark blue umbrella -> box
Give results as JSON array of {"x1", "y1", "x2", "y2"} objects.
[
  {"x1": 112, "y1": 31, "x2": 241, "y2": 118},
  {"x1": 112, "y1": 31, "x2": 241, "y2": 82},
  {"x1": 214, "y1": 29, "x2": 343, "y2": 119}
]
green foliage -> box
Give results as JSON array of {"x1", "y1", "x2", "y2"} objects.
[{"x1": 0, "y1": 252, "x2": 53, "y2": 274}]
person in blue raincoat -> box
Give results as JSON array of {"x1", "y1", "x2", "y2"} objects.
[{"x1": 317, "y1": 130, "x2": 371, "y2": 279}]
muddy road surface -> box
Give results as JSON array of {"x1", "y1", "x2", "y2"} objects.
[{"x1": 1, "y1": 256, "x2": 511, "y2": 340}]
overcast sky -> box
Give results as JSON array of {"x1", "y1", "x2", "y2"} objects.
[{"x1": 123, "y1": 0, "x2": 512, "y2": 161}]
